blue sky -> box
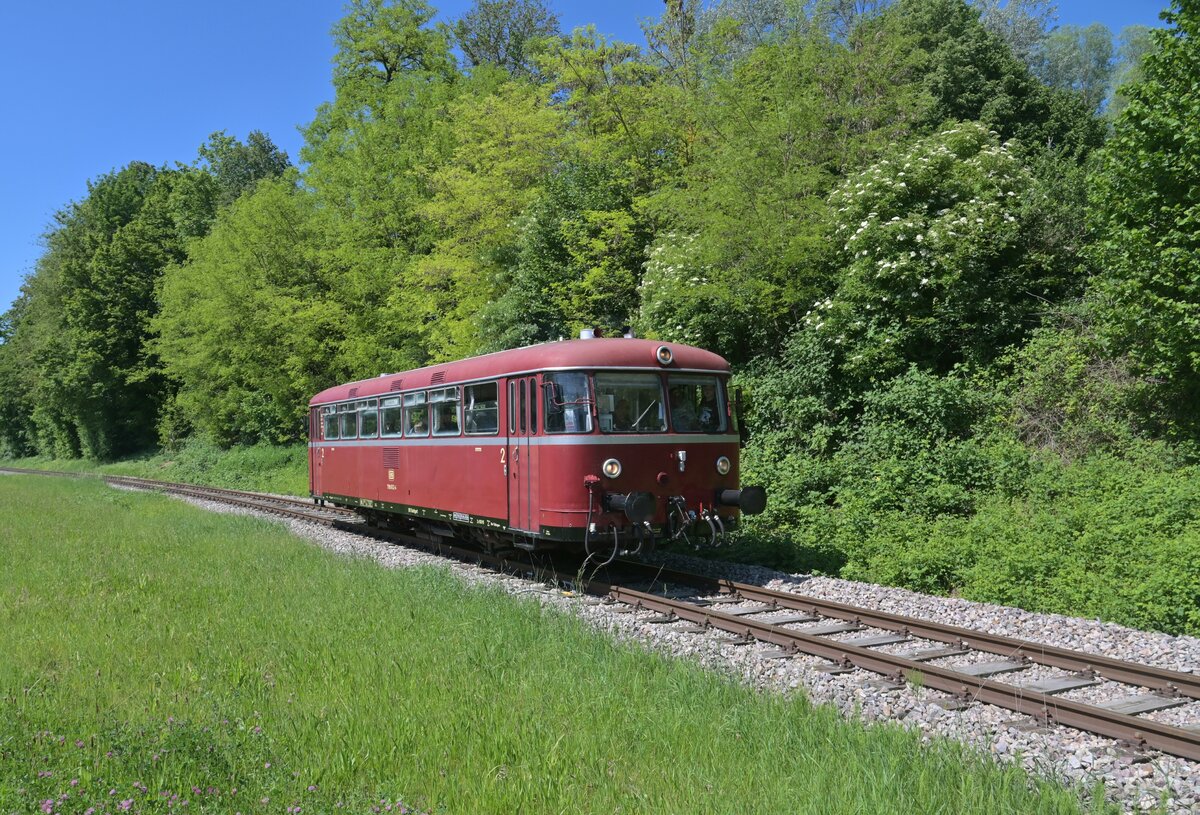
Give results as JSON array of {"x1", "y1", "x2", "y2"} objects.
[{"x1": 0, "y1": 0, "x2": 1169, "y2": 313}]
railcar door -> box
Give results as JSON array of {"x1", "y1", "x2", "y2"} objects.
[
  {"x1": 309, "y1": 407, "x2": 321, "y2": 497},
  {"x1": 506, "y1": 376, "x2": 541, "y2": 535}
]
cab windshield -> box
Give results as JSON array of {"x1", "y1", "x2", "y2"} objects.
[
  {"x1": 596, "y1": 373, "x2": 666, "y2": 433},
  {"x1": 667, "y1": 375, "x2": 726, "y2": 433}
]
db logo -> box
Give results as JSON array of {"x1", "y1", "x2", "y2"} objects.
[{"x1": 388, "y1": 469, "x2": 395, "y2": 481}]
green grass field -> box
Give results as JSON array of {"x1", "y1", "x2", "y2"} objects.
[
  {"x1": 0, "y1": 475, "x2": 1114, "y2": 814},
  {"x1": 4, "y1": 438, "x2": 309, "y2": 496}
]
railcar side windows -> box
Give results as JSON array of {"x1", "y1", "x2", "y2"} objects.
[
  {"x1": 430, "y1": 387, "x2": 461, "y2": 436},
  {"x1": 543, "y1": 372, "x2": 592, "y2": 434},
  {"x1": 339, "y1": 403, "x2": 357, "y2": 439},
  {"x1": 667, "y1": 375, "x2": 727, "y2": 433},
  {"x1": 464, "y1": 382, "x2": 498, "y2": 435},
  {"x1": 404, "y1": 392, "x2": 428, "y2": 437},
  {"x1": 595, "y1": 373, "x2": 666, "y2": 433},
  {"x1": 322, "y1": 406, "x2": 339, "y2": 440},
  {"x1": 359, "y1": 399, "x2": 379, "y2": 438},
  {"x1": 380, "y1": 397, "x2": 403, "y2": 437}
]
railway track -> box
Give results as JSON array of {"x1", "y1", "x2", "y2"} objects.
[
  {"x1": 0, "y1": 467, "x2": 359, "y2": 524},
  {"x1": 5, "y1": 466, "x2": 1199, "y2": 764}
]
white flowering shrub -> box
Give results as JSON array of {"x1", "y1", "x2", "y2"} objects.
[
  {"x1": 816, "y1": 121, "x2": 1035, "y2": 382},
  {"x1": 636, "y1": 232, "x2": 776, "y2": 352}
]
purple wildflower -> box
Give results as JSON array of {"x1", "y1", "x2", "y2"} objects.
[
  {"x1": 119, "y1": 800, "x2": 133, "y2": 811},
  {"x1": 40, "y1": 800, "x2": 54, "y2": 814},
  {"x1": 70, "y1": 779, "x2": 79, "y2": 787},
  {"x1": 75, "y1": 740, "x2": 85, "y2": 748}
]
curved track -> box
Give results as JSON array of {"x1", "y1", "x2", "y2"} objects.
[{"x1": 4, "y1": 466, "x2": 1198, "y2": 762}]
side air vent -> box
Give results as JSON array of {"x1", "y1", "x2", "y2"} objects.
[
  {"x1": 382, "y1": 448, "x2": 401, "y2": 468},
  {"x1": 389, "y1": 378, "x2": 404, "y2": 392},
  {"x1": 430, "y1": 371, "x2": 446, "y2": 385},
  {"x1": 349, "y1": 387, "x2": 359, "y2": 397}
]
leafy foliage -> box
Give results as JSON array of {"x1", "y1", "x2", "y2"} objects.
[
  {"x1": 1091, "y1": 2, "x2": 1200, "y2": 437},
  {"x1": 453, "y1": 0, "x2": 560, "y2": 78}
]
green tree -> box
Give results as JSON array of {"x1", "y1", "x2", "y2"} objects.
[
  {"x1": 972, "y1": 0, "x2": 1056, "y2": 68},
  {"x1": 196, "y1": 130, "x2": 291, "y2": 207},
  {"x1": 1091, "y1": 2, "x2": 1200, "y2": 435},
  {"x1": 154, "y1": 177, "x2": 409, "y2": 444},
  {"x1": 638, "y1": 14, "x2": 926, "y2": 361},
  {"x1": 452, "y1": 0, "x2": 560, "y2": 78},
  {"x1": 1108, "y1": 24, "x2": 1158, "y2": 117},
  {"x1": 417, "y1": 73, "x2": 565, "y2": 357},
  {"x1": 1035, "y1": 23, "x2": 1114, "y2": 113},
  {"x1": 891, "y1": 0, "x2": 1103, "y2": 156}
]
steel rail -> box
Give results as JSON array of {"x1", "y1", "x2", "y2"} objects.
[
  {"x1": 618, "y1": 561, "x2": 1200, "y2": 703},
  {"x1": 0, "y1": 467, "x2": 357, "y2": 520},
  {"x1": 597, "y1": 583, "x2": 1200, "y2": 762}
]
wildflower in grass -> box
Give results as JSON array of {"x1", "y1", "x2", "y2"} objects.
[
  {"x1": 308, "y1": 786, "x2": 317, "y2": 792},
  {"x1": 119, "y1": 800, "x2": 133, "y2": 811},
  {"x1": 261, "y1": 798, "x2": 269, "y2": 805},
  {"x1": 40, "y1": 800, "x2": 53, "y2": 814},
  {"x1": 70, "y1": 779, "x2": 79, "y2": 787},
  {"x1": 75, "y1": 740, "x2": 85, "y2": 748},
  {"x1": 85, "y1": 809, "x2": 95, "y2": 815}
]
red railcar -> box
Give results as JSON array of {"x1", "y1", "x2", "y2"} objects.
[{"x1": 308, "y1": 337, "x2": 765, "y2": 558}]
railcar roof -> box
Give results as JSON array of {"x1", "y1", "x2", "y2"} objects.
[{"x1": 309, "y1": 338, "x2": 730, "y2": 405}]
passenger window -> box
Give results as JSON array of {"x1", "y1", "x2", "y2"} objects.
[
  {"x1": 528, "y1": 378, "x2": 538, "y2": 434},
  {"x1": 381, "y1": 397, "x2": 403, "y2": 437},
  {"x1": 323, "y1": 407, "x2": 339, "y2": 440},
  {"x1": 519, "y1": 380, "x2": 527, "y2": 434},
  {"x1": 464, "y1": 382, "x2": 499, "y2": 435},
  {"x1": 430, "y1": 387, "x2": 460, "y2": 436},
  {"x1": 359, "y1": 399, "x2": 379, "y2": 438},
  {"x1": 508, "y1": 381, "x2": 516, "y2": 434},
  {"x1": 339, "y1": 405, "x2": 357, "y2": 439},
  {"x1": 404, "y1": 392, "x2": 428, "y2": 437},
  {"x1": 543, "y1": 372, "x2": 592, "y2": 433}
]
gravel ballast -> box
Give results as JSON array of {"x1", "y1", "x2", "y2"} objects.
[{"x1": 157, "y1": 492, "x2": 1199, "y2": 814}]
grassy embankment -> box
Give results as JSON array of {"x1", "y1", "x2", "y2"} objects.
[
  {"x1": 0, "y1": 475, "x2": 1118, "y2": 814},
  {"x1": 3, "y1": 438, "x2": 309, "y2": 496}
]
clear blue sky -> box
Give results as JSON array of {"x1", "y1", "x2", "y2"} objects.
[{"x1": 0, "y1": 0, "x2": 1169, "y2": 314}]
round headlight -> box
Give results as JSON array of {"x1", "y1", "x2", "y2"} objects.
[
  {"x1": 655, "y1": 345, "x2": 674, "y2": 366},
  {"x1": 602, "y1": 458, "x2": 622, "y2": 478},
  {"x1": 716, "y1": 456, "x2": 731, "y2": 475}
]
